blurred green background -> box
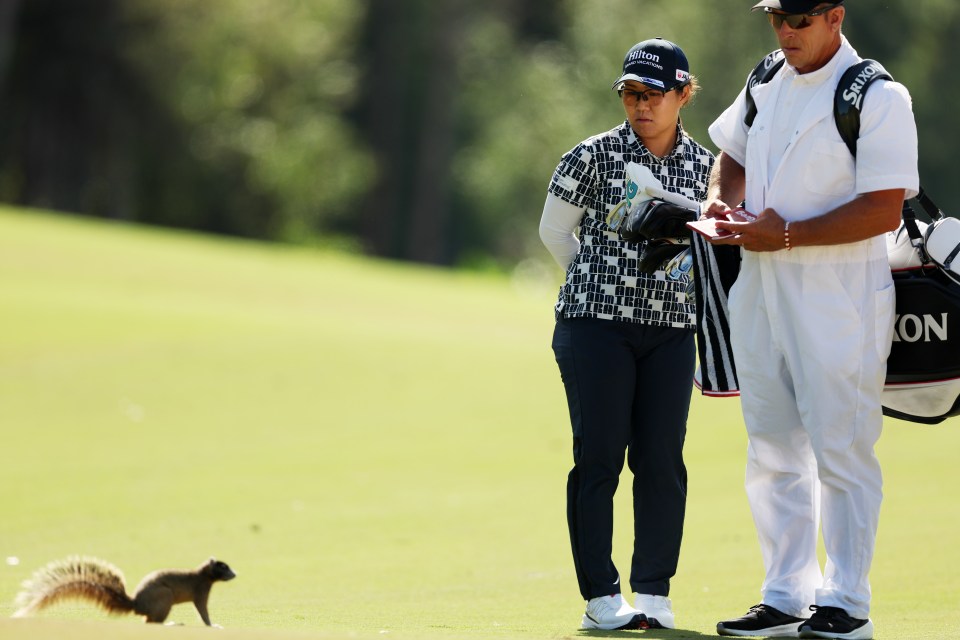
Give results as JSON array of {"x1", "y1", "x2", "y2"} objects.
[
  {"x1": 2, "y1": 3, "x2": 960, "y2": 638},
  {"x1": 0, "y1": 0, "x2": 956, "y2": 270}
]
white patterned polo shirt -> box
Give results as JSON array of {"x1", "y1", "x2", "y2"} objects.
[{"x1": 548, "y1": 121, "x2": 714, "y2": 328}]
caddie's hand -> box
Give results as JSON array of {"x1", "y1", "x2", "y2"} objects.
[
  {"x1": 712, "y1": 208, "x2": 787, "y2": 252},
  {"x1": 700, "y1": 197, "x2": 733, "y2": 220}
]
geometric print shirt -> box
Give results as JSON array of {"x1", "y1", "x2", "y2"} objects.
[{"x1": 548, "y1": 121, "x2": 715, "y2": 329}]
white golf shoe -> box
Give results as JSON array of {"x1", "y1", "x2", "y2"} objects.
[
  {"x1": 634, "y1": 593, "x2": 675, "y2": 629},
  {"x1": 581, "y1": 594, "x2": 645, "y2": 630}
]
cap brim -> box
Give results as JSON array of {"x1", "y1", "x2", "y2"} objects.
[
  {"x1": 751, "y1": 0, "x2": 839, "y2": 11},
  {"x1": 612, "y1": 74, "x2": 668, "y2": 90}
]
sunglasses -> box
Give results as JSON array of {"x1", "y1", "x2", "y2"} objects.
[
  {"x1": 618, "y1": 85, "x2": 683, "y2": 107},
  {"x1": 764, "y1": 5, "x2": 837, "y2": 30}
]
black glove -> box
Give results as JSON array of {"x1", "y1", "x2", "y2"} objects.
[
  {"x1": 619, "y1": 198, "x2": 697, "y2": 242},
  {"x1": 638, "y1": 240, "x2": 687, "y2": 274}
]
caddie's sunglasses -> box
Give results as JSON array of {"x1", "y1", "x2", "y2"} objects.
[
  {"x1": 618, "y1": 85, "x2": 683, "y2": 107},
  {"x1": 764, "y1": 5, "x2": 837, "y2": 30}
]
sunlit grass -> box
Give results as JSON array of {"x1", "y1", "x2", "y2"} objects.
[{"x1": 1, "y1": 207, "x2": 958, "y2": 639}]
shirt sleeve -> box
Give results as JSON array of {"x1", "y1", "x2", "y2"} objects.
[
  {"x1": 855, "y1": 80, "x2": 920, "y2": 199},
  {"x1": 547, "y1": 143, "x2": 598, "y2": 209},
  {"x1": 708, "y1": 83, "x2": 751, "y2": 167},
  {"x1": 539, "y1": 193, "x2": 583, "y2": 270}
]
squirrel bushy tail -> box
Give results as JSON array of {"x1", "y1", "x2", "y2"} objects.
[{"x1": 13, "y1": 556, "x2": 135, "y2": 618}]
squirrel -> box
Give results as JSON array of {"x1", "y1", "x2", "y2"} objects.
[{"x1": 12, "y1": 556, "x2": 236, "y2": 626}]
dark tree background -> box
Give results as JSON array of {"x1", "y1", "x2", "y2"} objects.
[{"x1": 0, "y1": 0, "x2": 955, "y2": 268}]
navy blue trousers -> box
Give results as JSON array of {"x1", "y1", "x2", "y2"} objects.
[{"x1": 552, "y1": 317, "x2": 694, "y2": 600}]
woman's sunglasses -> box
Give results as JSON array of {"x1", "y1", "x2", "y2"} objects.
[{"x1": 765, "y1": 5, "x2": 837, "y2": 30}]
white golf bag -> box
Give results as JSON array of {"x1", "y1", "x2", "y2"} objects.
[{"x1": 883, "y1": 190, "x2": 960, "y2": 424}]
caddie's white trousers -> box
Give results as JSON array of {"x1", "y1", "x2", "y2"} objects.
[{"x1": 728, "y1": 249, "x2": 895, "y2": 620}]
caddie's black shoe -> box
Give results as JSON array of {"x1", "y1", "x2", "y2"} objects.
[
  {"x1": 717, "y1": 603, "x2": 807, "y2": 637},
  {"x1": 798, "y1": 605, "x2": 874, "y2": 639}
]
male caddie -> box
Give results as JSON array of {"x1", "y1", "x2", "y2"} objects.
[{"x1": 701, "y1": 1, "x2": 919, "y2": 638}]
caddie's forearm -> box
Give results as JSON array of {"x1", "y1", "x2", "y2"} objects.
[
  {"x1": 706, "y1": 152, "x2": 746, "y2": 208},
  {"x1": 786, "y1": 188, "x2": 905, "y2": 248}
]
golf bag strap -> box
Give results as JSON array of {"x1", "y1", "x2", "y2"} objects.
[
  {"x1": 743, "y1": 50, "x2": 785, "y2": 128},
  {"x1": 833, "y1": 59, "x2": 892, "y2": 158},
  {"x1": 901, "y1": 187, "x2": 942, "y2": 263},
  {"x1": 914, "y1": 187, "x2": 944, "y2": 222},
  {"x1": 901, "y1": 199, "x2": 924, "y2": 244},
  {"x1": 829, "y1": 60, "x2": 937, "y2": 256},
  {"x1": 745, "y1": 55, "x2": 891, "y2": 160},
  {"x1": 945, "y1": 241, "x2": 960, "y2": 271}
]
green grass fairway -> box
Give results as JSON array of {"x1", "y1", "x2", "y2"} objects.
[{"x1": 1, "y1": 206, "x2": 958, "y2": 640}]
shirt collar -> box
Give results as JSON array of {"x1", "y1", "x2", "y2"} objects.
[{"x1": 623, "y1": 122, "x2": 687, "y2": 160}]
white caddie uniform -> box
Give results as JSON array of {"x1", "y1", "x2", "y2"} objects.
[{"x1": 708, "y1": 36, "x2": 919, "y2": 619}]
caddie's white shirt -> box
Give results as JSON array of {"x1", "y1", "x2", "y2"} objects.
[{"x1": 708, "y1": 36, "x2": 920, "y2": 264}]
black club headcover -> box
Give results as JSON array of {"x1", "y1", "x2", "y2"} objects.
[
  {"x1": 638, "y1": 240, "x2": 688, "y2": 275},
  {"x1": 619, "y1": 199, "x2": 698, "y2": 242}
]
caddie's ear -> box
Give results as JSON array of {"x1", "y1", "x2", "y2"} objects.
[{"x1": 828, "y1": 5, "x2": 845, "y2": 30}]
